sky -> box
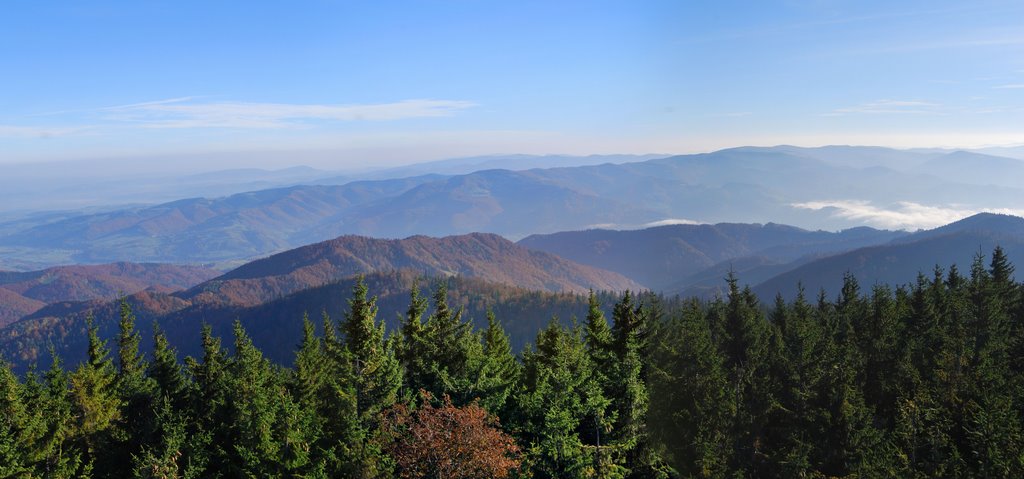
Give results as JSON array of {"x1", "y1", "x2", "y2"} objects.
[{"x1": 1, "y1": 0, "x2": 1023, "y2": 169}]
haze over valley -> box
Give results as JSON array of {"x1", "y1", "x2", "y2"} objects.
[{"x1": 3, "y1": 1, "x2": 1024, "y2": 477}]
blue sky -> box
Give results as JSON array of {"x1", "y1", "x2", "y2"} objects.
[{"x1": 1, "y1": 0, "x2": 1023, "y2": 168}]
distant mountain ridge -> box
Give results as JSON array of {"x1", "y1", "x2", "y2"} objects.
[
  {"x1": 519, "y1": 222, "x2": 907, "y2": 291},
  {"x1": 5, "y1": 214, "x2": 1024, "y2": 374},
  {"x1": 0, "y1": 262, "x2": 218, "y2": 327},
  {"x1": 5, "y1": 145, "x2": 1024, "y2": 268},
  {"x1": 518, "y1": 213, "x2": 1024, "y2": 301}
]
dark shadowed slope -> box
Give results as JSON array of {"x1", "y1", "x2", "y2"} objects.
[
  {"x1": 1, "y1": 271, "x2": 639, "y2": 373},
  {"x1": 752, "y1": 213, "x2": 1024, "y2": 300},
  {"x1": 519, "y1": 223, "x2": 906, "y2": 290}
]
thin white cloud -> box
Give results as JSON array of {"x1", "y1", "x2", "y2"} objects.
[
  {"x1": 642, "y1": 218, "x2": 701, "y2": 227},
  {"x1": 99, "y1": 98, "x2": 478, "y2": 129},
  {"x1": 825, "y1": 99, "x2": 941, "y2": 116},
  {"x1": 792, "y1": 199, "x2": 1024, "y2": 229},
  {"x1": 994, "y1": 84, "x2": 1024, "y2": 89},
  {"x1": 0, "y1": 125, "x2": 84, "y2": 139},
  {"x1": 585, "y1": 218, "x2": 702, "y2": 230}
]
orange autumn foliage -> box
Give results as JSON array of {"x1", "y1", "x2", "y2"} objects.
[{"x1": 381, "y1": 391, "x2": 521, "y2": 479}]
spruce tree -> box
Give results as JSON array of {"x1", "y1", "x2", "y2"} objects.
[
  {"x1": 225, "y1": 320, "x2": 282, "y2": 475},
  {"x1": 0, "y1": 360, "x2": 31, "y2": 477},
  {"x1": 112, "y1": 298, "x2": 156, "y2": 477},
  {"x1": 517, "y1": 318, "x2": 610, "y2": 479},
  {"x1": 336, "y1": 276, "x2": 402, "y2": 478},
  {"x1": 24, "y1": 354, "x2": 82, "y2": 477},
  {"x1": 583, "y1": 290, "x2": 614, "y2": 389},
  {"x1": 477, "y1": 310, "x2": 520, "y2": 414},
  {"x1": 148, "y1": 324, "x2": 187, "y2": 411},
  {"x1": 186, "y1": 323, "x2": 230, "y2": 476},
  {"x1": 429, "y1": 281, "x2": 476, "y2": 400},
  {"x1": 397, "y1": 279, "x2": 429, "y2": 399},
  {"x1": 961, "y1": 252, "x2": 1023, "y2": 476},
  {"x1": 719, "y1": 274, "x2": 772, "y2": 473},
  {"x1": 649, "y1": 298, "x2": 731, "y2": 478},
  {"x1": 292, "y1": 313, "x2": 327, "y2": 410}
]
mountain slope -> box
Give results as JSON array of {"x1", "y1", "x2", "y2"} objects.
[
  {"x1": 1, "y1": 271, "x2": 641, "y2": 373},
  {"x1": 0, "y1": 262, "x2": 218, "y2": 303},
  {"x1": 752, "y1": 213, "x2": 1024, "y2": 299},
  {"x1": 0, "y1": 288, "x2": 45, "y2": 328},
  {"x1": 0, "y1": 262, "x2": 217, "y2": 326},
  {"x1": 331, "y1": 169, "x2": 655, "y2": 239},
  {"x1": 0, "y1": 177, "x2": 439, "y2": 266},
  {"x1": 914, "y1": 151, "x2": 1024, "y2": 187},
  {"x1": 11, "y1": 231, "x2": 640, "y2": 326},
  {"x1": 5, "y1": 145, "x2": 1024, "y2": 268},
  {"x1": 186, "y1": 232, "x2": 641, "y2": 307},
  {"x1": 519, "y1": 223, "x2": 906, "y2": 290}
]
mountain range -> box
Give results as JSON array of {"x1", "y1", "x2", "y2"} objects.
[
  {"x1": 3, "y1": 145, "x2": 1023, "y2": 269},
  {"x1": 0, "y1": 262, "x2": 218, "y2": 327},
  {"x1": 2, "y1": 212, "x2": 1023, "y2": 373},
  {"x1": 522, "y1": 213, "x2": 1024, "y2": 301},
  {"x1": 519, "y1": 222, "x2": 908, "y2": 291},
  {"x1": 4, "y1": 145, "x2": 1024, "y2": 374},
  {"x1": 0, "y1": 232, "x2": 639, "y2": 371}
]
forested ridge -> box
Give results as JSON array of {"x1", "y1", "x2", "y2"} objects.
[{"x1": 3, "y1": 247, "x2": 1024, "y2": 478}]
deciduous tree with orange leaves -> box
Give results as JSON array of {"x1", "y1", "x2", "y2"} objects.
[{"x1": 381, "y1": 391, "x2": 521, "y2": 479}]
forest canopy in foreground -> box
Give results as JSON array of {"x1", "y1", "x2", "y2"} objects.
[{"x1": 2, "y1": 247, "x2": 1024, "y2": 478}]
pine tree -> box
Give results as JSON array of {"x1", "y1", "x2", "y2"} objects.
[
  {"x1": 397, "y1": 279, "x2": 429, "y2": 399},
  {"x1": 815, "y1": 274, "x2": 886, "y2": 476},
  {"x1": 131, "y1": 395, "x2": 205, "y2": 479},
  {"x1": 63, "y1": 317, "x2": 121, "y2": 476},
  {"x1": 605, "y1": 291, "x2": 658, "y2": 477},
  {"x1": 340, "y1": 276, "x2": 402, "y2": 428},
  {"x1": 774, "y1": 289, "x2": 821, "y2": 476}
]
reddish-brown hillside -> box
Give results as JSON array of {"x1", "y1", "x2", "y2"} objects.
[
  {"x1": 0, "y1": 262, "x2": 219, "y2": 304},
  {"x1": 0, "y1": 288, "x2": 46, "y2": 328},
  {"x1": 0, "y1": 262, "x2": 218, "y2": 326},
  {"x1": 186, "y1": 233, "x2": 641, "y2": 307}
]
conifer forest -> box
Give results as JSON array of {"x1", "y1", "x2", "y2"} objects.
[{"x1": 2, "y1": 247, "x2": 1024, "y2": 478}]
